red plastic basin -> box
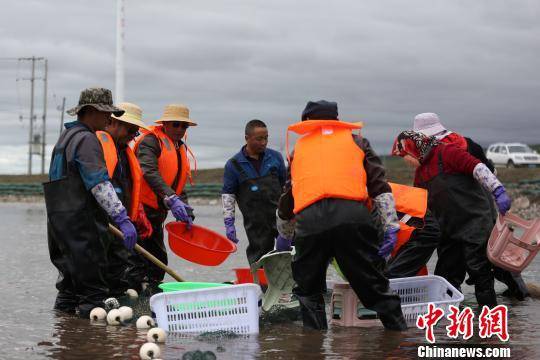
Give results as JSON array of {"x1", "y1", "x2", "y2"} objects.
[
  {"x1": 166, "y1": 222, "x2": 237, "y2": 266},
  {"x1": 234, "y1": 268, "x2": 268, "y2": 286}
]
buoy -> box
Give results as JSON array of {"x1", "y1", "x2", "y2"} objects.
[
  {"x1": 89, "y1": 307, "x2": 107, "y2": 321},
  {"x1": 107, "y1": 309, "x2": 122, "y2": 326},
  {"x1": 147, "y1": 327, "x2": 167, "y2": 343},
  {"x1": 119, "y1": 306, "x2": 133, "y2": 322},
  {"x1": 136, "y1": 315, "x2": 155, "y2": 329},
  {"x1": 125, "y1": 288, "x2": 138, "y2": 298},
  {"x1": 139, "y1": 342, "x2": 161, "y2": 359},
  {"x1": 104, "y1": 297, "x2": 120, "y2": 311}
]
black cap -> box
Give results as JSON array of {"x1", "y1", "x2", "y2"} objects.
[{"x1": 301, "y1": 100, "x2": 338, "y2": 121}]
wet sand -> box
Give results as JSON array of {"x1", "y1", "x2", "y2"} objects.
[{"x1": 1, "y1": 202, "x2": 539, "y2": 359}]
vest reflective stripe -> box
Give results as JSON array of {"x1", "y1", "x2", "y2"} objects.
[
  {"x1": 287, "y1": 120, "x2": 368, "y2": 214},
  {"x1": 134, "y1": 125, "x2": 191, "y2": 209},
  {"x1": 96, "y1": 131, "x2": 141, "y2": 221},
  {"x1": 388, "y1": 182, "x2": 428, "y2": 218}
]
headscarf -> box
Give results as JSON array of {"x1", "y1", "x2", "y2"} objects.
[{"x1": 391, "y1": 130, "x2": 440, "y2": 163}]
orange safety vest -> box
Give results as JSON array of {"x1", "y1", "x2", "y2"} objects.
[
  {"x1": 133, "y1": 125, "x2": 192, "y2": 209},
  {"x1": 389, "y1": 182, "x2": 429, "y2": 276},
  {"x1": 96, "y1": 131, "x2": 142, "y2": 221},
  {"x1": 287, "y1": 120, "x2": 368, "y2": 214}
]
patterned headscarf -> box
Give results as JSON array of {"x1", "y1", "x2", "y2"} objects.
[{"x1": 391, "y1": 130, "x2": 440, "y2": 163}]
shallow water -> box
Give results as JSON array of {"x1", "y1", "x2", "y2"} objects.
[{"x1": 1, "y1": 202, "x2": 539, "y2": 359}]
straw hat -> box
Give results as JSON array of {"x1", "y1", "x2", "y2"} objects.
[
  {"x1": 111, "y1": 102, "x2": 149, "y2": 130},
  {"x1": 155, "y1": 104, "x2": 197, "y2": 126}
]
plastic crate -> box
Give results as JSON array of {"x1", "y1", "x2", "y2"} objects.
[
  {"x1": 149, "y1": 284, "x2": 262, "y2": 334},
  {"x1": 330, "y1": 283, "x2": 380, "y2": 327},
  {"x1": 331, "y1": 275, "x2": 463, "y2": 327},
  {"x1": 487, "y1": 213, "x2": 540, "y2": 273}
]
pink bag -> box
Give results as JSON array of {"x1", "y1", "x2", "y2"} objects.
[{"x1": 487, "y1": 213, "x2": 540, "y2": 273}]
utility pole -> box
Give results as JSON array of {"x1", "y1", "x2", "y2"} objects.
[
  {"x1": 18, "y1": 56, "x2": 46, "y2": 175},
  {"x1": 41, "y1": 59, "x2": 48, "y2": 174},
  {"x1": 28, "y1": 56, "x2": 36, "y2": 175},
  {"x1": 59, "y1": 96, "x2": 66, "y2": 135}
]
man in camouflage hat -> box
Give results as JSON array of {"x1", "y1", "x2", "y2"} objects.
[{"x1": 44, "y1": 87, "x2": 139, "y2": 318}]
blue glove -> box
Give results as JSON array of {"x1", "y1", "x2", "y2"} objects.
[
  {"x1": 493, "y1": 186, "x2": 511, "y2": 215},
  {"x1": 276, "y1": 235, "x2": 292, "y2": 252},
  {"x1": 378, "y1": 227, "x2": 399, "y2": 259},
  {"x1": 165, "y1": 195, "x2": 193, "y2": 229},
  {"x1": 224, "y1": 217, "x2": 239, "y2": 243},
  {"x1": 112, "y1": 208, "x2": 137, "y2": 250}
]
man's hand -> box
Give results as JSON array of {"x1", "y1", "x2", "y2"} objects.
[
  {"x1": 165, "y1": 195, "x2": 193, "y2": 229},
  {"x1": 224, "y1": 217, "x2": 239, "y2": 244},
  {"x1": 378, "y1": 227, "x2": 399, "y2": 259},
  {"x1": 113, "y1": 209, "x2": 138, "y2": 250}
]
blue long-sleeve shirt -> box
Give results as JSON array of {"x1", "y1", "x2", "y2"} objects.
[
  {"x1": 222, "y1": 146, "x2": 286, "y2": 195},
  {"x1": 49, "y1": 121, "x2": 110, "y2": 190}
]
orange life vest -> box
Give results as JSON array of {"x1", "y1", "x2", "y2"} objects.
[
  {"x1": 287, "y1": 120, "x2": 368, "y2": 214},
  {"x1": 389, "y1": 182, "x2": 429, "y2": 275},
  {"x1": 96, "y1": 131, "x2": 142, "y2": 221},
  {"x1": 133, "y1": 125, "x2": 192, "y2": 209}
]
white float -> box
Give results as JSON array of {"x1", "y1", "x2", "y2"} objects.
[
  {"x1": 136, "y1": 315, "x2": 155, "y2": 329},
  {"x1": 106, "y1": 309, "x2": 122, "y2": 326},
  {"x1": 125, "y1": 288, "x2": 138, "y2": 298},
  {"x1": 118, "y1": 306, "x2": 133, "y2": 321},
  {"x1": 89, "y1": 307, "x2": 107, "y2": 321},
  {"x1": 139, "y1": 342, "x2": 160, "y2": 359},
  {"x1": 147, "y1": 327, "x2": 167, "y2": 343}
]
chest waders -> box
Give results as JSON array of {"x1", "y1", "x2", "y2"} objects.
[
  {"x1": 232, "y1": 159, "x2": 282, "y2": 264},
  {"x1": 420, "y1": 152, "x2": 496, "y2": 307},
  {"x1": 44, "y1": 127, "x2": 111, "y2": 315},
  {"x1": 106, "y1": 151, "x2": 134, "y2": 296}
]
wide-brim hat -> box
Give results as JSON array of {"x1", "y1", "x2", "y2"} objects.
[
  {"x1": 413, "y1": 112, "x2": 446, "y2": 137},
  {"x1": 111, "y1": 102, "x2": 150, "y2": 130},
  {"x1": 155, "y1": 104, "x2": 197, "y2": 126},
  {"x1": 67, "y1": 87, "x2": 124, "y2": 117}
]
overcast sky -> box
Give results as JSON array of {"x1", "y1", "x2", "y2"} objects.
[{"x1": 1, "y1": 0, "x2": 539, "y2": 172}]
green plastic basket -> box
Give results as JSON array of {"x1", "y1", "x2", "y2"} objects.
[{"x1": 158, "y1": 282, "x2": 231, "y2": 293}]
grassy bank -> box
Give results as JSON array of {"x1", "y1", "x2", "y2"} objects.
[
  {"x1": 0, "y1": 169, "x2": 225, "y2": 185},
  {"x1": 1, "y1": 162, "x2": 539, "y2": 187},
  {"x1": 381, "y1": 156, "x2": 540, "y2": 185}
]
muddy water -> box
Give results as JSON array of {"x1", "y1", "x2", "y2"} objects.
[{"x1": 1, "y1": 202, "x2": 540, "y2": 359}]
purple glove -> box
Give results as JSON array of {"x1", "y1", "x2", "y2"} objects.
[
  {"x1": 113, "y1": 209, "x2": 137, "y2": 250},
  {"x1": 378, "y1": 227, "x2": 399, "y2": 259},
  {"x1": 276, "y1": 235, "x2": 292, "y2": 252},
  {"x1": 493, "y1": 186, "x2": 511, "y2": 215},
  {"x1": 224, "y1": 217, "x2": 239, "y2": 244},
  {"x1": 165, "y1": 195, "x2": 193, "y2": 229}
]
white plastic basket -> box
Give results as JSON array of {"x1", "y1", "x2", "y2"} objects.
[
  {"x1": 149, "y1": 284, "x2": 262, "y2": 334},
  {"x1": 389, "y1": 275, "x2": 464, "y2": 325}
]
